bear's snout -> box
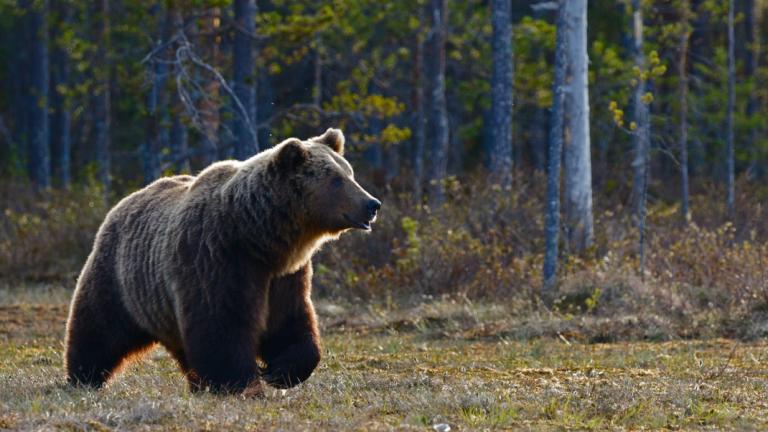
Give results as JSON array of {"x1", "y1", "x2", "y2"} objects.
[
  {"x1": 366, "y1": 199, "x2": 381, "y2": 221},
  {"x1": 341, "y1": 195, "x2": 380, "y2": 231}
]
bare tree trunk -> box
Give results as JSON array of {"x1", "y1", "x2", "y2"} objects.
[
  {"x1": 169, "y1": 7, "x2": 189, "y2": 173},
  {"x1": 427, "y1": 0, "x2": 449, "y2": 204},
  {"x1": 631, "y1": 0, "x2": 649, "y2": 215},
  {"x1": 141, "y1": 123, "x2": 161, "y2": 184},
  {"x1": 257, "y1": 65, "x2": 274, "y2": 147},
  {"x1": 25, "y1": 0, "x2": 51, "y2": 189},
  {"x1": 726, "y1": 0, "x2": 736, "y2": 214},
  {"x1": 156, "y1": 7, "x2": 173, "y2": 169},
  {"x1": 688, "y1": 2, "x2": 707, "y2": 179},
  {"x1": 313, "y1": 34, "x2": 322, "y2": 107},
  {"x1": 630, "y1": 0, "x2": 650, "y2": 275},
  {"x1": 170, "y1": 116, "x2": 189, "y2": 172},
  {"x1": 543, "y1": 0, "x2": 568, "y2": 298},
  {"x1": 50, "y1": 0, "x2": 71, "y2": 189},
  {"x1": 412, "y1": 3, "x2": 426, "y2": 202},
  {"x1": 746, "y1": 0, "x2": 763, "y2": 178},
  {"x1": 232, "y1": 0, "x2": 258, "y2": 159},
  {"x1": 10, "y1": 4, "x2": 28, "y2": 175},
  {"x1": 679, "y1": 0, "x2": 691, "y2": 222},
  {"x1": 219, "y1": 23, "x2": 234, "y2": 161},
  {"x1": 94, "y1": 0, "x2": 111, "y2": 196},
  {"x1": 489, "y1": 0, "x2": 513, "y2": 188},
  {"x1": 563, "y1": 0, "x2": 593, "y2": 252},
  {"x1": 143, "y1": 3, "x2": 171, "y2": 185},
  {"x1": 199, "y1": 11, "x2": 221, "y2": 166}
]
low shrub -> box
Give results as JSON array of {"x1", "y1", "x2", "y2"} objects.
[
  {"x1": 0, "y1": 182, "x2": 107, "y2": 281},
  {"x1": 314, "y1": 174, "x2": 768, "y2": 339},
  {"x1": 1, "y1": 174, "x2": 766, "y2": 339}
]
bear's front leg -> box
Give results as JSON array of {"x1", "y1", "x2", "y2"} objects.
[
  {"x1": 183, "y1": 322, "x2": 261, "y2": 394},
  {"x1": 260, "y1": 331, "x2": 321, "y2": 389},
  {"x1": 180, "y1": 272, "x2": 270, "y2": 395},
  {"x1": 260, "y1": 263, "x2": 322, "y2": 389}
]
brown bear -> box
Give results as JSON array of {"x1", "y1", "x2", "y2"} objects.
[{"x1": 64, "y1": 128, "x2": 380, "y2": 395}]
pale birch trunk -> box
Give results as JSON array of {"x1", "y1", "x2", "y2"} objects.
[{"x1": 563, "y1": 0, "x2": 593, "y2": 252}]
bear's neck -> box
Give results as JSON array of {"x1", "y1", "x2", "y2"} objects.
[{"x1": 221, "y1": 169, "x2": 325, "y2": 276}]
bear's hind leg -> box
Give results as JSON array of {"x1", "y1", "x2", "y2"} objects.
[
  {"x1": 65, "y1": 277, "x2": 154, "y2": 388},
  {"x1": 164, "y1": 347, "x2": 204, "y2": 392}
]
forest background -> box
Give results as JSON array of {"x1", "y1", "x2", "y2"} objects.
[{"x1": 1, "y1": 0, "x2": 767, "y2": 340}]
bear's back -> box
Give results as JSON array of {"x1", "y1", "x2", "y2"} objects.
[
  {"x1": 109, "y1": 174, "x2": 193, "y2": 230},
  {"x1": 188, "y1": 161, "x2": 240, "y2": 193}
]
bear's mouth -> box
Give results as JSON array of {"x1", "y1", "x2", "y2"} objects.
[{"x1": 344, "y1": 213, "x2": 372, "y2": 231}]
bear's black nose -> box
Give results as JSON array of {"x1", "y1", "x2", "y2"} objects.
[{"x1": 367, "y1": 199, "x2": 382, "y2": 216}]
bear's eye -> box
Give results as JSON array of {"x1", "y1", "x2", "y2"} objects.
[{"x1": 331, "y1": 176, "x2": 344, "y2": 189}]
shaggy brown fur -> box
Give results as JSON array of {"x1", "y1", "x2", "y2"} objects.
[{"x1": 65, "y1": 128, "x2": 380, "y2": 394}]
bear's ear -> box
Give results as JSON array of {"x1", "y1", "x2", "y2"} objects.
[
  {"x1": 309, "y1": 128, "x2": 345, "y2": 155},
  {"x1": 275, "y1": 138, "x2": 309, "y2": 171}
]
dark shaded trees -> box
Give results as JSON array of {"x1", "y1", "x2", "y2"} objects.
[
  {"x1": 8, "y1": 5, "x2": 28, "y2": 174},
  {"x1": 49, "y1": 0, "x2": 71, "y2": 188},
  {"x1": 170, "y1": 97, "x2": 190, "y2": 173},
  {"x1": 0, "y1": 0, "x2": 765, "y2": 240},
  {"x1": 726, "y1": 0, "x2": 735, "y2": 214},
  {"x1": 142, "y1": 3, "x2": 171, "y2": 185},
  {"x1": 232, "y1": 0, "x2": 258, "y2": 159},
  {"x1": 745, "y1": 0, "x2": 763, "y2": 177},
  {"x1": 25, "y1": 0, "x2": 51, "y2": 188},
  {"x1": 169, "y1": 6, "x2": 189, "y2": 173},
  {"x1": 93, "y1": 0, "x2": 111, "y2": 194},
  {"x1": 412, "y1": 3, "x2": 427, "y2": 201},
  {"x1": 199, "y1": 12, "x2": 221, "y2": 166},
  {"x1": 678, "y1": 0, "x2": 691, "y2": 222}
]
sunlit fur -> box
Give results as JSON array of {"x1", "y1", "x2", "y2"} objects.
[{"x1": 65, "y1": 128, "x2": 379, "y2": 394}]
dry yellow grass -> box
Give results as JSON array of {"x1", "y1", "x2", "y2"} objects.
[{"x1": 1, "y1": 286, "x2": 767, "y2": 430}]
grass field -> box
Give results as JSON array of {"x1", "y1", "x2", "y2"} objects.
[{"x1": 1, "y1": 286, "x2": 767, "y2": 431}]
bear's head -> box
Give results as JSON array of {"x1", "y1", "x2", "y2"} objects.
[{"x1": 273, "y1": 128, "x2": 381, "y2": 234}]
